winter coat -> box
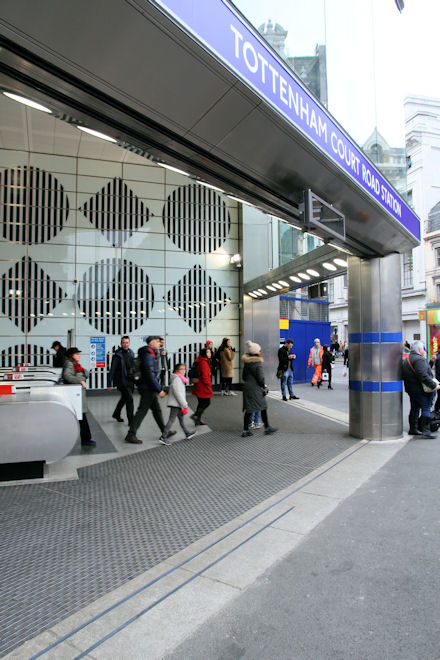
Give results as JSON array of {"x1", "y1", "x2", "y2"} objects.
[
  {"x1": 277, "y1": 345, "x2": 293, "y2": 372},
  {"x1": 402, "y1": 350, "x2": 437, "y2": 395},
  {"x1": 62, "y1": 359, "x2": 89, "y2": 412},
  {"x1": 53, "y1": 345, "x2": 66, "y2": 368},
  {"x1": 192, "y1": 356, "x2": 213, "y2": 399},
  {"x1": 107, "y1": 348, "x2": 134, "y2": 388},
  {"x1": 322, "y1": 350, "x2": 334, "y2": 373},
  {"x1": 242, "y1": 354, "x2": 267, "y2": 412},
  {"x1": 167, "y1": 373, "x2": 188, "y2": 409},
  {"x1": 220, "y1": 346, "x2": 235, "y2": 378},
  {"x1": 137, "y1": 345, "x2": 162, "y2": 393}
]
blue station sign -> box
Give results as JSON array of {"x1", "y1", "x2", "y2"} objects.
[{"x1": 154, "y1": 0, "x2": 420, "y2": 241}]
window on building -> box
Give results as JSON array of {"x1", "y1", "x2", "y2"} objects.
[
  {"x1": 402, "y1": 251, "x2": 413, "y2": 288},
  {"x1": 406, "y1": 189, "x2": 413, "y2": 206},
  {"x1": 328, "y1": 279, "x2": 334, "y2": 302},
  {"x1": 435, "y1": 247, "x2": 440, "y2": 267},
  {"x1": 436, "y1": 283, "x2": 440, "y2": 303},
  {"x1": 343, "y1": 273, "x2": 347, "y2": 289}
]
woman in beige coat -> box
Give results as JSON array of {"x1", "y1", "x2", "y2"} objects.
[
  {"x1": 62, "y1": 347, "x2": 95, "y2": 446},
  {"x1": 219, "y1": 337, "x2": 236, "y2": 396}
]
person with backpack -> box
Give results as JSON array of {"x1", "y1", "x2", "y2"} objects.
[
  {"x1": 107, "y1": 335, "x2": 135, "y2": 425},
  {"x1": 159, "y1": 363, "x2": 196, "y2": 445},
  {"x1": 125, "y1": 336, "x2": 175, "y2": 444},
  {"x1": 191, "y1": 347, "x2": 213, "y2": 425}
]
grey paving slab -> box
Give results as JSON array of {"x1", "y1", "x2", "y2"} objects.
[
  {"x1": 0, "y1": 420, "x2": 356, "y2": 656},
  {"x1": 165, "y1": 436, "x2": 440, "y2": 660}
]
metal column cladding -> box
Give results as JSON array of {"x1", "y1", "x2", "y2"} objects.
[{"x1": 348, "y1": 254, "x2": 403, "y2": 440}]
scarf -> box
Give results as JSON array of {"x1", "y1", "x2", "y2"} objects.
[
  {"x1": 74, "y1": 362, "x2": 84, "y2": 373},
  {"x1": 175, "y1": 372, "x2": 188, "y2": 385}
]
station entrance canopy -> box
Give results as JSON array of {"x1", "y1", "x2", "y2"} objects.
[{"x1": 0, "y1": 0, "x2": 419, "y2": 256}]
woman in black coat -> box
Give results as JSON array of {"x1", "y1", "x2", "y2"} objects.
[
  {"x1": 321, "y1": 344, "x2": 335, "y2": 389},
  {"x1": 241, "y1": 340, "x2": 277, "y2": 438}
]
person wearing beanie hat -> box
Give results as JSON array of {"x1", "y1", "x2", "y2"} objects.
[
  {"x1": 308, "y1": 338, "x2": 324, "y2": 388},
  {"x1": 241, "y1": 341, "x2": 277, "y2": 438}
]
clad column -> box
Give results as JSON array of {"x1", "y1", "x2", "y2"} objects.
[{"x1": 348, "y1": 253, "x2": 403, "y2": 439}]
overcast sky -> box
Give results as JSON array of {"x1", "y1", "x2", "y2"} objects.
[{"x1": 232, "y1": 0, "x2": 439, "y2": 148}]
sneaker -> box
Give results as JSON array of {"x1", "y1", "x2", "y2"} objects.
[
  {"x1": 196, "y1": 419, "x2": 207, "y2": 426},
  {"x1": 125, "y1": 434, "x2": 142, "y2": 444},
  {"x1": 166, "y1": 430, "x2": 177, "y2": 438},
  {"x1": 221, "y1": 391, "x2": 226, "y2": 396},
  {"x1": 112, "y1": 413, "x2": 124, "y2": 422},
  {"x1": 241, "y1": 430, "x2": 253, "y2": 437},
  {"x1": 185, "y1": 431, "x2": 196, "y2": 440},
  {"x1": 254, "y1": 422, "x2": 264, "y2": 429},
  {"x1": 230, "y1": 391, "x2": 238, "y2": 396},
  {"x1": 290, "y1": 395, "x2": 300, "y2": 400},
  {"x1": 264, "y1": 426, "x2": 278, "y2": 435},
  {"x1": 159, "y1": 436, "x2": 172, "y2": 446},
  {"x1": 81, "y1": 439, "x2": 96, "y2": 446},
  {"x1": 249, "y1": 422, "x2": 256, "y2": 429}
]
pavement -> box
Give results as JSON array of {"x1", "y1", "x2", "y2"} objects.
[{"x1": 3, "y1": 361, "x2": 438, "y2": 659}]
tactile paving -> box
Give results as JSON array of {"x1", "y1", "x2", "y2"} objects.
[{"x1": 0, "y1": 429, "x2": 356, "y2": 655}]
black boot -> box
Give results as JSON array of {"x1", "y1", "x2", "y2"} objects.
[
  {"x1": 408, "y1": 414, "x2": 422, "y2": 436},
  {"x1": 419, "y1": 416, "x2": 437, "y2": 439}
]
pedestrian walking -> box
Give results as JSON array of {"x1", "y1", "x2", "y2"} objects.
[
  {"x1": 107, "y1": 335, "x2": 135, "y2": 424},
  {"x1": 321, "y1": 344, "x2": 335, "y2": 389},
  {"x1": 62, "y1": 347, "x2": 95, "y2": 446},
  {"x1": 241, "y1": 340, "x2": 277, "y2": 437},
  {"x1": 191, "y1": 347, "x2": 214, "y2": 425},
  {"x1": 205, "y1": 340, "x2": 219, "y2": 379},
  {"x1": 159, "y1": 364, "x2": 196, "y2": 445},
  {"x1": 308, "y1": 338, "x2": 323, "y2": 387},
  {"x1": 51, "y1": 340, "x2": 66, "y2": 368},
  {"x1": 277, "y1": 339, "x2": 299, "y2": 401},
  {"x1": 125, "y1": 336, "x2": 175, "y2": 444},
  {"x1": 219, "y1": 337, "x2": 236, "y2": 395},
  {"x1": 158, "y1": 337, "x2": 170, "y2": 389},
  {"x1": 402, "y1": 340, "x2": 440, "y2": 439}
]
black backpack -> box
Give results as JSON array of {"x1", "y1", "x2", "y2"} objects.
[{"x1": 188, "y1": 361, "x2": 200, "y2": 384}]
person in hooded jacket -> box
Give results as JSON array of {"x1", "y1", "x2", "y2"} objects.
[
  {"x1": 159, "y1": 363, "x2": 196, "y2": 445},
  {"x1": 241, "y1": 340, "x2": 277, "y2": 438},
  {"x1": 191, "y1": 347, "x2": 213, "y2": 425},
  {"x1": 107, "y1": 335, "x2": 135, "y2": 424},
  {"x1": 402, "y1": 339, "x2": 440, "y2": 438}
]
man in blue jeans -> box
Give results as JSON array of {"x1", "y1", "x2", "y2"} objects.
[
  {"x1": 402, "y1": 339, "x2": 439, "y2": 439},
  {"x1": 277, "y1": 339, "x2": 300, "y2": 402}
]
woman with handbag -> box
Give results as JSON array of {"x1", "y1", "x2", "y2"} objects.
[
  {"x1": 402, "y1": 340, "x2": 440, "y2": 438},
  {"x1": 241, "y1": 341, "x2": 277, "y2": 438},
  {"x1": 321, "y1": 345, "x2": 335, "y2": 390},
  {"x1": 191, "y1": 348, "x2": 213, "y2": 426},
  {"x1": 62, "y1": 347, "x2": 95, "y2": 446}
]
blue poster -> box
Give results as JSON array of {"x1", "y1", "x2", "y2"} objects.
[{"x1": 90, "y1": 336, "x2": 106, "y2": 368}]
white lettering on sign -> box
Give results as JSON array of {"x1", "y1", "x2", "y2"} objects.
[
  {"x1": 230, "y1": 24, "x2": 329, "y2": 144},
  {"x1": 330, "y1": 132, "x2": 360, "y2": 176}
]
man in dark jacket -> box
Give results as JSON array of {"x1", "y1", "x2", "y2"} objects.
[
  {"x1": 125, "y1": 336, "x2": 174, "y2": 445},
  {"x1": 277, "y1": 339, "x2": 299, "y2": 401},
  {"x1": 107, "y1": 336, "x2": 135, "y2": 424},
  {"x1": 51, "y1": 340, "x2": 66, "y2": 368},
  {"x1": 402, "y1": 340, "x2": 439, "y2": 438}
]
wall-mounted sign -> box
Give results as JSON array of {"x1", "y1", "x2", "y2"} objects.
[
  {"x1": 90, "y1": 336, "x2": 106, "y2": 368},
  {"x1": 154, "y1": 0, "x2": 420, "y2": 242}
]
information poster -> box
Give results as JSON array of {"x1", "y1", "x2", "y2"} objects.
[{"x1": 90, "y1": 336, "x2": 106, "y2": 368}]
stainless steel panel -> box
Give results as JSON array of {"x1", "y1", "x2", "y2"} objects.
[
  {"x1": 349, "y1": 343, "x2": 361, "y2": 382},
  {"x1": 382, "y1": 392, "x2": 403, "y2": 439},
  {"x1": 348, "y1": 256, "x2": 361, "y2": 334},
  {"x1": 380, "y1": 253, "x2": 402, "y2": 332},
  {"x1": 381, "y1": 343, "x2": 403, "y2": 382},
  {"x1": 360, "y1": 259, "x2": 380, "y2": 334},
  {"x1": 248, "y1": 297, "x2": 280, "y2": 391},
  {"x1": 349, "y1": 390, "x2": 363, "y2": 439},
  {"x1": 361, "y1": 343, "x2": 380, "y2": 382}
]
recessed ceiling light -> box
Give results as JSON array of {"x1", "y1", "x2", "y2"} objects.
[
  {"x1": 334, "y1": 258, "x2": 348, "y2": 267},
  {"x1": 323, "y1": 262, "x2": 337, "y2": 271},
  {"x1": 3, "y1": 91, "x2": 52, "y2": 113},
  {"x1": 157, "y1": 162, "x2": 190, "y2": 176},
  {"x1": 289, "y1": 276, "x2": 301, "y2": 283},
  {"x1": 272, "y1": 283, "x2": 282, "y2": 289},
  {"x1": 248, "y1": 292, "x2": 257, "y2": 298},
  {"x1": 278, "y1": 280, "x2": 289, "y2": 287},
  {"x1": 266, "y1": 285, "x2": 276, "y2": 291},
  {"x1": 258, "y1": 289, "x2": 267, "y2": 294},
  {"x1": 307, "y1": 269, "x2": 320, "y2": 277},
  {"x1": 253, "y1": 290, "x2": 263, "y2": 296},
  {"x1": 196, "y1": 180, "x2": 224, "y2": 192},
  {"x1": 328, "y1": 242, "x2": 352, "y2": 255},
  {"x1": 77, "y1": 126, "x2": 117, "y2": 142},
  {"x1": 297, "y1": 272, "x2": 311, "y2": 280}
]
